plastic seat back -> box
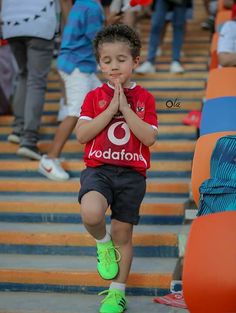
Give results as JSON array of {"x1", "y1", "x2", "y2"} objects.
[
  {"x1": 183, "y1": 211, "x2": 236, "y2": 313},
  {"x1": 209, "y1": 32, "x2": 219, "y2": 70},
  {"x1": 200, "y1": 97, "x2": 236, "y2": 136},
  {"x1": 215, "y1": 10, "x2": 232, "y2": 32},
  {"x1": 205, "y1": 67, "x2": 236, "y2": 100}
]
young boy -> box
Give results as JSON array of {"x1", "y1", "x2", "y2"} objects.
[
  {"x1": 38, "y1": 0, "x2": 104, "y2": 180},
  {"x1": 76, "y1": 24, "x2": 158, "y2": 313}
]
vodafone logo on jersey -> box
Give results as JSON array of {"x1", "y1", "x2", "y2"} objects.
[
  {"x1": 88, "y1": 121, "x2": 147, "y2": 167},
  {"x1": 108, "y1": 121, "x2": 130, "y2": 146}
]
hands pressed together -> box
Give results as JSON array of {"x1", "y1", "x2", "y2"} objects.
[{"x1": 108, "y1": 80, "x2": 130, "y2": 117}]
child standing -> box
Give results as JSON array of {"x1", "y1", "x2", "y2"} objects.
[
  {"x1": 76, "y1": 24, "x2": 158, "y2": 313},
  {"x1": 38, "y1": 0, "x2": 104, "y2": 180}
]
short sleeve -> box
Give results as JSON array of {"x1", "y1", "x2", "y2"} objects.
[
  {"x1": 144, "y1": 93, "x2": 158, "y2": 129},
  {"x1": 79, "y1": 91, "x2": 95, "y2": 120}
]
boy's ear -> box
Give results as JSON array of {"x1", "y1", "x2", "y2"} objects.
[{"x1": 133, "y1": 56, "x2": 140, "y2": 69}]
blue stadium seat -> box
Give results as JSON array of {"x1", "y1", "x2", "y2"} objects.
[{"x1": 200, "y1": 97, "x2": 236, "y2": 136}]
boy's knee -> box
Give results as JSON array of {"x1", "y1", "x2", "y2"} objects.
[
  {"x1": 111, "y1": 221, "x2": 133, "y2": 245},
  {"x1": 81, "y1": 209, "x2": 104, "y2": 226}
]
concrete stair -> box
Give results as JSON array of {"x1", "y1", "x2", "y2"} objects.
[
  {"x1": 0, "y1": 0, "x2": 210, "y2": 311},
  {"x1": 0, "y1": 197, "x2": 187, "y2": 225},
  {"x1": 0, "y1": 292, "x2": 187, "y2": 313}
]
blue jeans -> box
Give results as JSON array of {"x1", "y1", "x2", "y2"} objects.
[{"x1": 147, "y1": 0, "x2": 186, "y2": 64}]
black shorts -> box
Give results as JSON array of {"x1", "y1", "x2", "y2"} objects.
[{"x1": 78, "y1": 165, "x2": 146, "y2": 225}]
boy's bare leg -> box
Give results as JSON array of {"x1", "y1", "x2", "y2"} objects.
[
  {"x1": 110, "y1": 219, "x2": 133, "y2": 283},
  {"x1": 80, "y1": 191, "x2": 108, "y2": 240},
  {"x1": 47, "y1": 115, "x2": 78, "y2": 159}
]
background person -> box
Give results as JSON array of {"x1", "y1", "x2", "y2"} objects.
[{"x1": 1, "y1": 0, "x2": 61, "y2": 160}]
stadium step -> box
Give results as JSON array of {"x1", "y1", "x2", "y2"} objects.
[
  {"x1": 0, "y1": 178, "x2": 190, "y2": 197},
  {"x1": 0, "y1": 161, "x2": 192, "y2": 178},
  {"x1": 0, "y1": 222, "x2": 186, "y2": 257},
  {"x1": 0, "y1": 140, "x2": 196, "y2": 159},
  {"x1": 0, "y1": 124, "x2": 198, "y2": 140},
  {"x1": 0, "y1": 197, "x2": 187, "y2": 225},
  {"x1": 0, "y1": 254, "x2": 179, "y2": 295},
  {"x1": 0, "y1": 292, "x2": 164, "y2": 313}
]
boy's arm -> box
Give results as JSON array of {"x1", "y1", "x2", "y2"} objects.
[
  {"x1": 119, "y1": 85, "x2": 157, "y2": 147},
  {"x1": 76, "y1": 83, "x2": 120, "y2": 144},
  {"x1": 76, "y1": 109, "x2": 114, "y2": 144},
  {"x1": 60, "y1": 0, "x2": 73, "y2": 23},
  {"x1": 121, "y1": 107, "x2": 157, "y2": 147}
]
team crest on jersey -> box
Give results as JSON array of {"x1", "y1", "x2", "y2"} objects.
[
  {"x1": 98, "y1": 100, "x2": 107, "y2": 108},
  {"x1": 136, "y1": 101, "x2": 145, "y2": 119}
]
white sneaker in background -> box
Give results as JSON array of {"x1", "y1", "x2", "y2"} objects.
[
  {"x1": 38, "y1": 155, "x2": 69, "y2": 181},
  {"x1": 57, "y1": 98, "x2": 68, "y2": 122},
  {"x1": 170, "y1": 61, "x2": 185, "y2": 74},
  {"x1": 17, "y1": 146, "x2": 41, "y2": 160},
  {"x1": 135, "y1": 61, "x2": 156, "y2": 74},
  {"x1": 8, "y1": 132, "x2": 20, "y2": 144}
]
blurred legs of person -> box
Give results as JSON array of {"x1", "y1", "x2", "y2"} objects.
[
  {"x1": 136, "y1": 0, "x2": 186, "y2": 74},
  {"x1": 109, "y1": 0, "x2": 141, "y2": 29},
  {"x1": 170, "y1": 4, "x2": 186, "y2": 73},
  {"x1": 56, "y1": 1, "x2": 73, "y2": 123},
  {"x1": 38, "y1": 69, "x2": 101, "y2": 181},
  {"x1": 156, "y1": 0, "x2": 193, "y2": 56},
  {"x1": 8, "y1": 37, "x2": 54, "y2": 160},
  {"x1": 201, "y1": 0, "x2": 217, "y2": 31},
  {"x1": 57, "y1": 78, "x2": 68, "y2": 122},
  {"x1": 0, "y1": 43, "x2": 17, "y2": 117},
  {"x1": 101, "y1": 0, "x2": 112, "y2": 20}
]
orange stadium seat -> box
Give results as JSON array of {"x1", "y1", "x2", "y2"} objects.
[
  {"x1": 209, "y1": 32, "x2": 219, "y2": 70},
  {"x1": 215, "y1": 10, "x2": 232, "y2": 31},
  {"x1": 217, "y1": 0, "x2": 230, "y2": 11},
  {"x1": 205, "y1": 67, "x2": 236, "y2": 99},
  {"x1": 183, "y1": 211, "x2": 236, "y2": 313}
]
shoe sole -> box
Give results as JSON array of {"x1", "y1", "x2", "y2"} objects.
[
  {"x1": 100, "y1": 306, "x2": 127, "y2": 313},
  {"x1": 8, "y1": 134, "x2": 20, "y2": 144},
  {"x1": 38, "y1": 165, "x2": 69, "y2": 181},
  {"x1": 17, "y1": 147, "x2": 41, "y2": 161}
]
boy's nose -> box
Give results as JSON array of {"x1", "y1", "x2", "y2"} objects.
[{"x1": 111, "y1": 60, "x2": 119, "y2": 70}]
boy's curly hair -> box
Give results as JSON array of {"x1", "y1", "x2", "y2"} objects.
[{"x1": 93, "y1": 24, "x2": 142, "y2": 62}]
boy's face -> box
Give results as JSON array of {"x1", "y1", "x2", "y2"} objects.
[{"x1": 98, "y1": 41, "x2": 140, "y2": 87}]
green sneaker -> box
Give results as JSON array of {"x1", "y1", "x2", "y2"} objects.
[
  {"x1": 99, "y1": 289, "x2": 127, "y2": 313},
  {"x1": 96, "y1": 240, "x2": 120, "y2": 280}
]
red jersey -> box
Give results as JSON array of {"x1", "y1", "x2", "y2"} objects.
[{"x1": 79, "y1": 83, "x2": 158, "y2": 176}]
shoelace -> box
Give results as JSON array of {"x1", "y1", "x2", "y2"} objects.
[
  {"x1": 99, "y1": 246, "x2": 121, "y2": 271},
  {"x1": 98, "y1": 289, "x2": 124, "y2": 304}
]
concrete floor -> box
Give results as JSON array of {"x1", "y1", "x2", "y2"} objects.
[{"x1": 0, "y1": 292, "x2": 189, "y2": 313}]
